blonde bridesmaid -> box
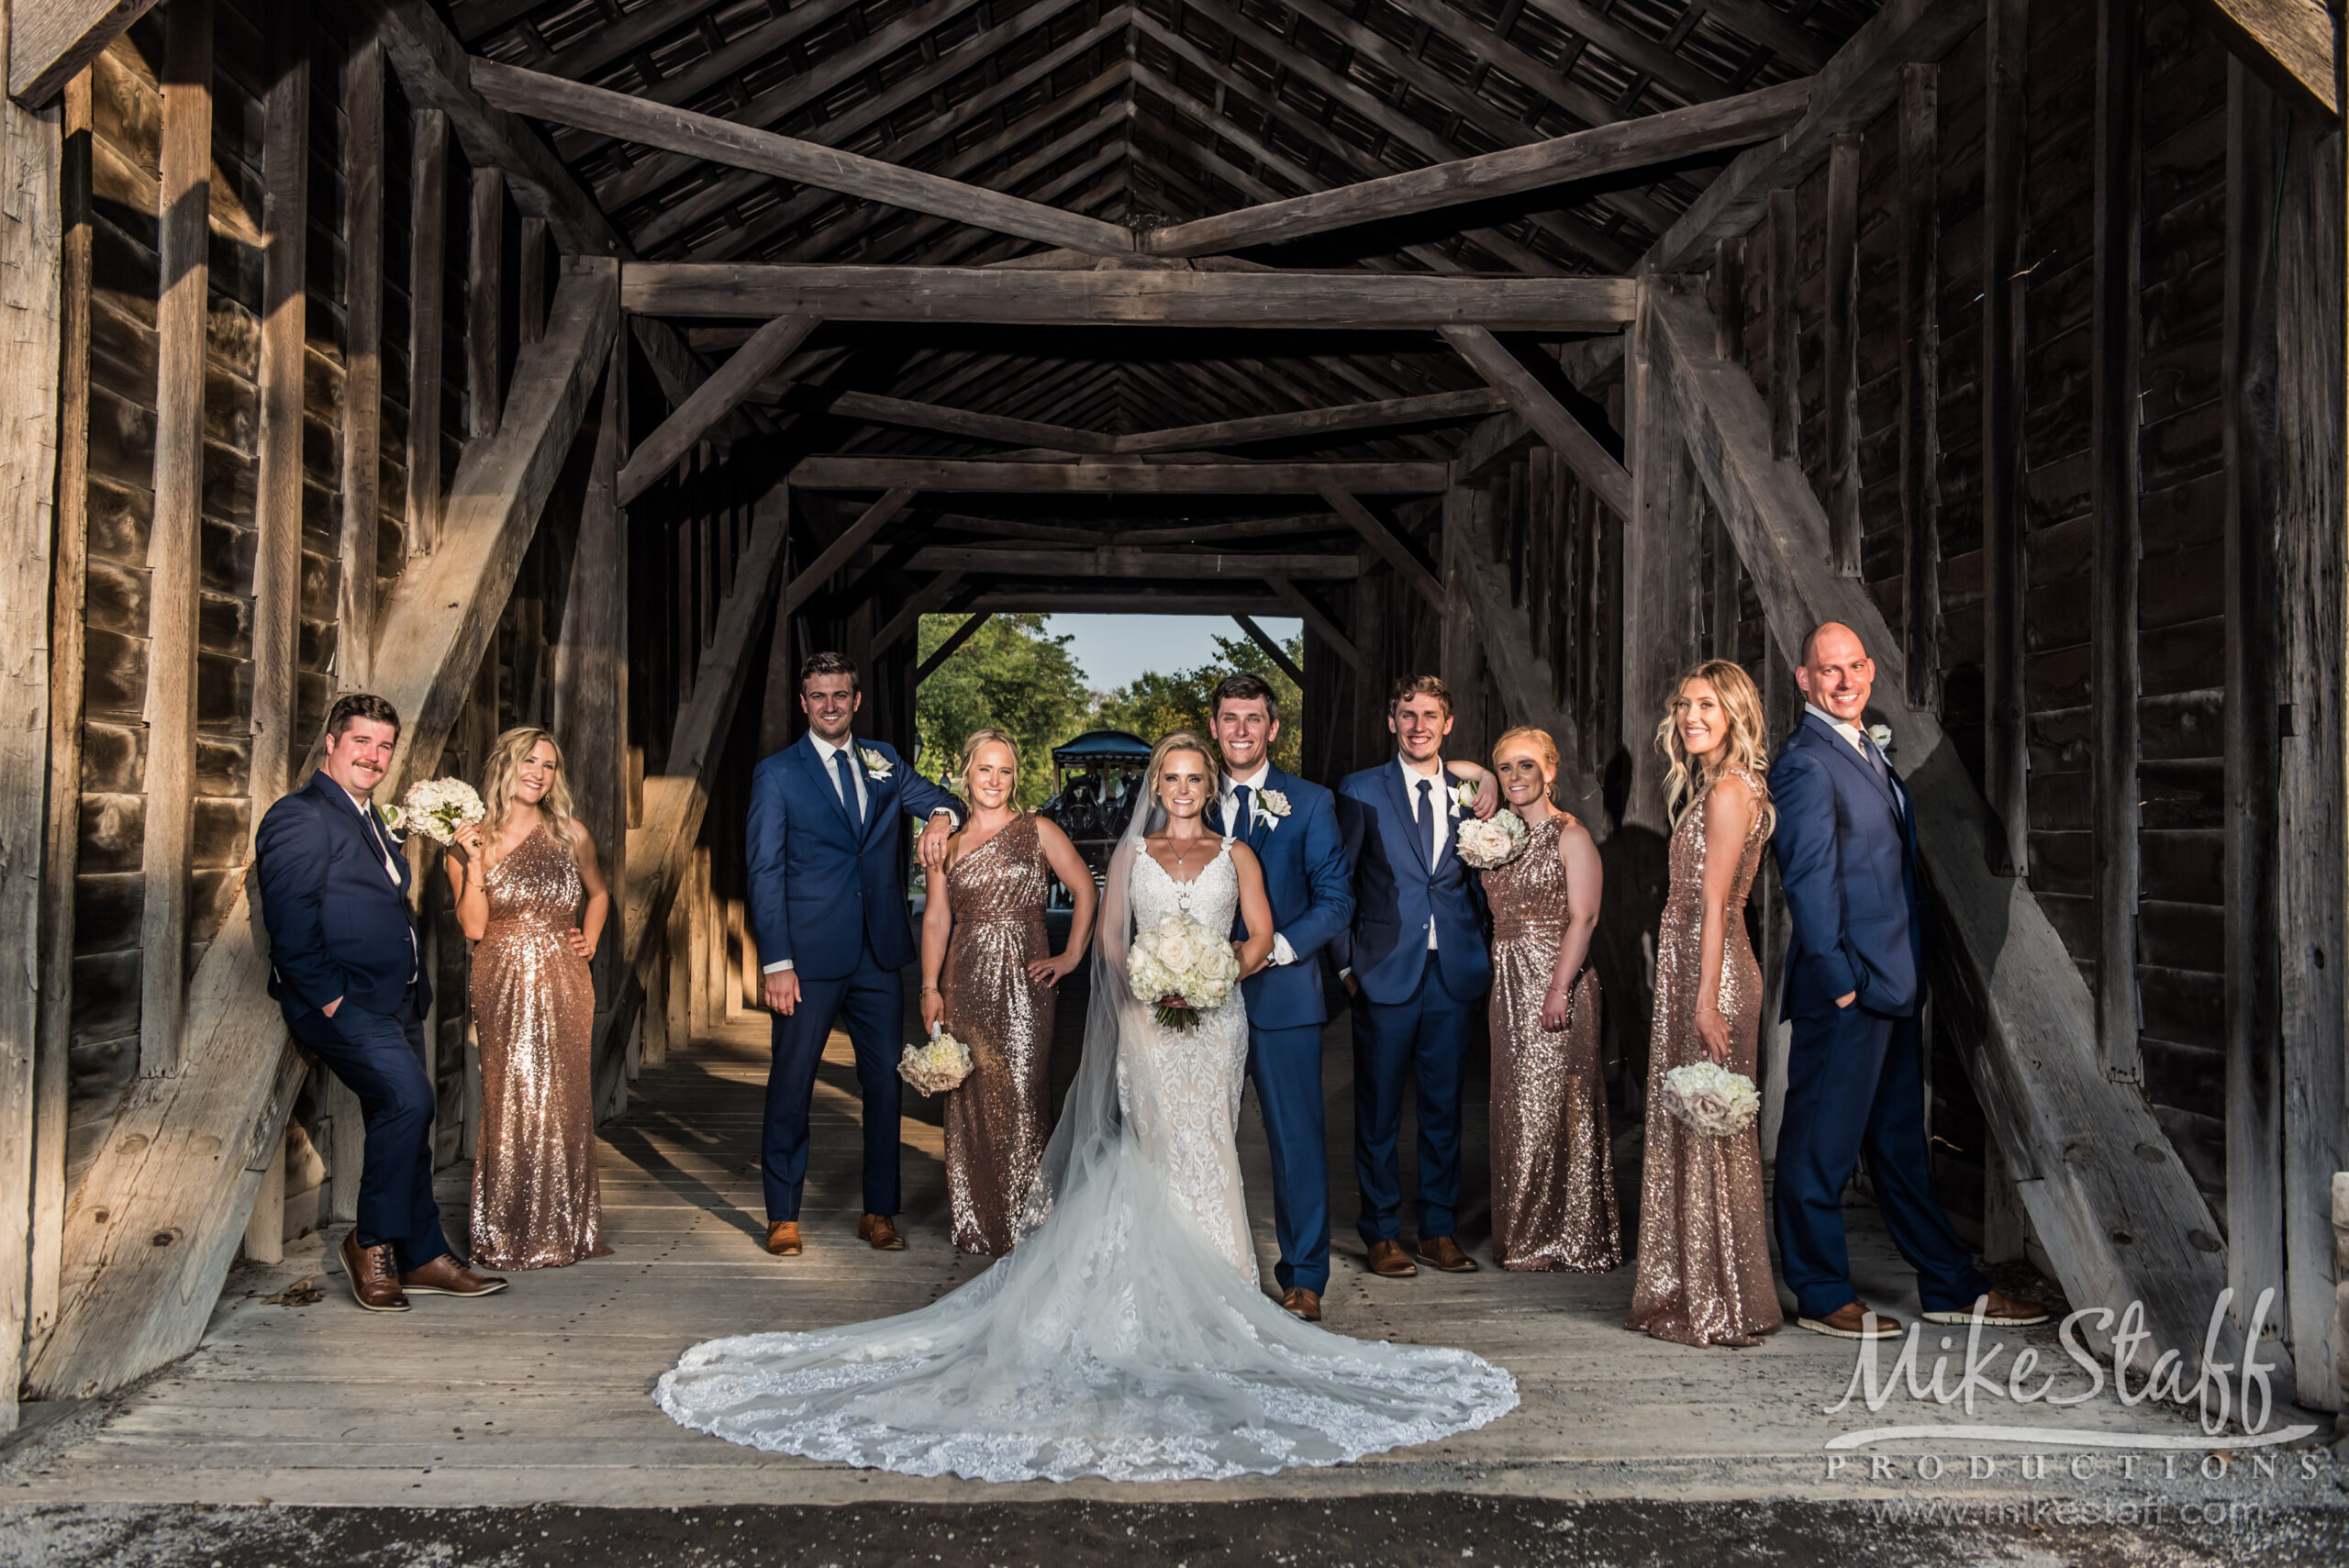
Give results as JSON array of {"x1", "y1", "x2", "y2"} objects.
[
  {"x1": 1625, "y1": 661, "x2": 1783, "y2": 1347},
  {"x1": 1479, "y1": 727, "x2": 1619, "y2": 1273},
  {"x1": 919, "y1": 729, "x2": 1097, "y2": 1254},
  {"x1": 448, "y1": 728, "x2": 613, "y2": 1270}
]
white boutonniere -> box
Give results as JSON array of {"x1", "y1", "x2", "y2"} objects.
[
  {"x1": 1257, "y1": 788, "x2": 1292, "y2": 824},
  {"x1": 858, "y1": 746, "x2": 894, "y2": 781},
  {"x1": 1865, "y1": 723, "x2": 1894, "y2": 755},
  {"x1": 375, "y1": 803, "x2": 406, "y2": 838},
  {"x1": 1450, "y1": 779, "x2": 1478, "y2": 814}
]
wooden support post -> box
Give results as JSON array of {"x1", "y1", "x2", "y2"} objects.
[
  {"x1": 2221, "y1": 55, "x2": 2288, "y2": 1382},
  {"x1": 1437, "y1": 480, "x2": 1479, "y2": 703},
  {"x1": 404, "y1": 106, "x2": 447, "y2": 559},
  {"x1": 1621, "y1": 277, "x2": 1702, "y2": 835},
  {"x1": 1765, "y1": 188, "x2": 1798, "y2": 464},
  {"x1": 239, "y1": 1132, "x2": 284, "y2": 1266},
  {"x1": 2091, "y1": 0, "x2": 2143, "y2": 1082},
  {"x1": 1713, "y1": 236, "x2": 1744, "y2": 361},
  {"x1": 518, "y1": 215, "x2": 547, "y2": 344},
  {"x1": 1982, "y1": 0, "x2": 2031, "y2": 877},
  {"x1": 0, "y1": 8, "x2": 61, "y2": 1433},
  {"x1": 250, "y1": 6, "x2": 309, "y2": 822},
  {"x1": 339, "y1": 34, "x2": 384, "y2": 689},
  {"x1": 1824, "y1": 133, "x2": 1862, "y2": 577},
  {"x1": 1898, "y1": 63, "x2": 1942, "y2": 709},
  {"x1": 467, "y1": 166, "x2": 505, "y2": 439},
  {"x1": 139, "y1": 0, "x2": 212, "y2": 1078},
  {"x1": 30, "y1": 65, "x2": 91, "y2": 1358}
]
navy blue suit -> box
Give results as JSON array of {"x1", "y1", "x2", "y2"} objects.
[
  {"x1": 256, "y1": 773, "x2": 450, "y2": 1271},
  {"x1": 1335, "y1": 762, "x2": 1491, "y2": 1245},
  {"x1": 1770, "y1": 710, "x2": 1988, "y2": 1318},
  {"x1": 1209, "y1": 767, "x2": 1353, "y2": 1293},
  {"x1": 745, "y1": 735, "x2": 963, "y2": 1222}
]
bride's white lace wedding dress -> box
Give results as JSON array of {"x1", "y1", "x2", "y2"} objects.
[{"x1": 655, "y1": 817, "x2": 1516, "y2": 1483}]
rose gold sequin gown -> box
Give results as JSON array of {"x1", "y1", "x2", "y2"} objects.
[
  {"x1": 1481, "y1": 813, "x2": 1620, "y2": 1273},
  {"x1": 1626, "y1": 770, "x2": 1782, "y2": 1347},
  {"x1": 469, "y1": 826, "x2": 610, "y2": 1270},
  {"x1": 941, "y1": 813, "x2": 1059, "y2": 1255}
]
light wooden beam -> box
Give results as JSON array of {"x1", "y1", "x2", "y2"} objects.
[
  {"x1": 1645, "y1": 0, "x2": 1982, "y2": 271},
  {"x1": 7, "y1": 0, "x2": 161, "y2": 106},
  {"x1": 916, "y1": 612, "x2": 993, "y2": 683},
  {"x1": 1144, "y1": 80, "x2": 1811, "y2": 259},
  {"x1": 1649, "y1": 283, "x2": 2238, "y2": 1379},
  {"x1": 623, "y1": 262, "x2": 1637, "y2": 332},
  {"x1": 1442, "y1": 327, "x2": 1632, "y2": 519},
  {"x1": 780, "y1": 488, "x2": 918, "y2": 618},
  {"x1": 1110, "y1": 388, "x2": 1506, "y2": 455},
  {"x1": 618, "y1": 313, "x2": 818, "y2": 506},
  {"x1": 473, "y1": 58, "x2": 1136, "y2": 258},
  {"x1": 790, "y1": 457, "x2": 1448, "y2": 494},
  {"x1": 2188, "y1": 0, "x2": 2335, "y2": 118},
  {"x1": 907, "y1": 546, "x2": 1361, "y2": 580},
  {"x1": 28, "y1": 260, "x2": 620, "y2": 1402},
  {"x1": 1231, "y1": 615, "x2": 1305, "y2": 687}
]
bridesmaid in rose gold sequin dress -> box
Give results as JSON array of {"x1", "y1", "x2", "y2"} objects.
[
  {"x1": 1479, "y1": 727, "x2": 1619, "y2": 1273},
  {"x1": 920, "y1": 730, "x2": 1097, "y2": 1255},
  {"x1": 1627, "y1": 662, "x2": 1784, "y2": 1348},
  {"x1": 450, "y1": 728, "x2": 613, "y2": 1270}
]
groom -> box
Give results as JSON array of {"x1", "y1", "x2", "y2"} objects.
[
  {"x1": 1334, "y1": 676, "x2": 1494, "y2": 1280},
  {"x1": 1206, "y1": 673, "x2": 1353, "y2": 1323},
  {"x1": 1772, "y1": 622, "x2": 2044, "y2": 1338},
  {"x1": 747, "y1": 651, "x2": 962, "y2": 1258}
]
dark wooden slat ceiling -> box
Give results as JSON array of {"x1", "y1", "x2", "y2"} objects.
[{"x1": 450, "y1": 0, "x2": 1882, "y2": 446}]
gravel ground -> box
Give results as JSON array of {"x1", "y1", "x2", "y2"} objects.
[{"x1": 4, "y1": 1496, "x2": 2345, "y2": 1568}]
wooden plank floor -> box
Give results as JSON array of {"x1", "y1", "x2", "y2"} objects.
[{"x1": 6, "y1": 1007, "x2": 2227, "y2": 1507}]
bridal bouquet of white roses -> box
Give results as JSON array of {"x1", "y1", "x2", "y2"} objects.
[
  {"x1": 1453, "y1": 809, "x2": 1528, "y2": 870},
  {"x1": 1661, "y1": 1061, "x2": 1761, "y2": 1138},
  {"x1": 898, "y1": 1028, "x2": 973, "y2": 1095},
  {"x1": 399, "y1": 777, "x2": 485, "y2": 847},
  {"x1": 1128, "y1": 912, "x2": 1241, "y2": 1032}
]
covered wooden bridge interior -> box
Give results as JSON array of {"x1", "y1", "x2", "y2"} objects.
[{"x1": 0, "y1": 0, "x2": 2343, "y2": 1440}]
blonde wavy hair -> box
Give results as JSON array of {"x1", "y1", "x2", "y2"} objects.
[
  {"x1": 481, "y1": 727, "x2": 582, "y2": 855},
  {"x1": 958, "y1": 727, "x2": 1019, "y2": 800},
  {"x1": 1143, "y1": 730, "x2": 1219, "y2": 822},
  {"x1": 1653, "y1": 660, "x2": 1770, "y2": 825}
]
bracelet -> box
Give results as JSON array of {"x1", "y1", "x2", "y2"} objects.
[{"x1": 921, "y1": 985, "x2": 942, "y2": 996}]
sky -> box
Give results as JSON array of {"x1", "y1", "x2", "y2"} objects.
[{"x1": 1048, "y1": 614, "x2": 1302, "y2": 693}]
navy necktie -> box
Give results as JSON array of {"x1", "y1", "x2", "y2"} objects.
[
  {"x1": 834, "y1": 749, "x2": 865, "y2": 833},
  {"x1": 1418, "y1": 778, "x2": 1435, "y2": 866},
  {"x1": 1232, "y1": 784, "x2": 1252, "y2": 841}
]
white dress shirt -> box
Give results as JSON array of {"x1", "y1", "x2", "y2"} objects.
[
  {"x1": 1400, "y1": 755, "x2": 1449, "y2": 951},
  {"x1": 1806, "y1": 703, "x2": 1902, "y2": 817},
  {"x1": 1219, "y1": 762, "x2": 1296, "y2": 967},
  {"x1": 765, "y1": 734, "x2": 957, "y2": 975}
]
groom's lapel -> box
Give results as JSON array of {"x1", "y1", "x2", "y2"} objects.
[
  {"x1": 1380, "y1": 762, "x2": 1431, "y2": 873},
  {"x1": 857, "y1": 749, "x2": 896, "y2": 846},
  {"x1": 791, "y1": 736, "x2": 858, "y2": 836}
]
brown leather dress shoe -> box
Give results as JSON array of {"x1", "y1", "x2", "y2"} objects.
[
  {"x1": 399, "y1": 1254, "x2": 509, "y2": 1297},
  {"x1": 1798, "y1": 1300, "x2": 1904, "y2": 1339},
  {"x1": 764, "y1": 1220, "x2": 803, "y2": 1256},
  {"x1": 1922, "y1": 1289, "x2": 2050, "y2": 1328},
  {"x1": 1365, "y1": 1240, "x2": 1418, "y2": 1277},
  {"x1": 1281, "y1": 1287, "x2": 1323, "y2": 1322},
  {"x1": 340, "y1": 1232, "x2": 409, "y2": 1313},
  {"x1": 1415, "y1": 1235, "x2": 1479, "y2": 1273},
  {"x1": 858, "y1": 1213, "x2": 907, "y2": 1251}
]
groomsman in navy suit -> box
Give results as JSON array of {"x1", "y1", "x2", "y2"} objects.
[
  {"x1": 747, "y1": 652, "x2": 963, "y2": 1258},
  {"x1": 257, "y1": 694, "x2": 507, "y2": 1312},
  {"x1": 1771, "y1": 622, "x2": 2044, "y2": 1338},
  {"x1": 1206, "y1": 673, "x2": 1353, "y2": 1323},
  {"x1": 1334, "y1": 675, "x2": 1497, "y2": 1279}
]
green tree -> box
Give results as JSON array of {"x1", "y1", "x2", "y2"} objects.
[
  {"x1": 1092, "y1": 632, "x2": 1305, "y2": 774},
  {"x1": 915, "y1": 613, "x2": 1092, "y2": 807}
]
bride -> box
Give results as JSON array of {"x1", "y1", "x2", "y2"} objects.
[{"x1": 656, "y1": 732, "x2": 1517, "y2": 1482}]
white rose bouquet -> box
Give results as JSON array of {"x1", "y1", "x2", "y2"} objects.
[
  {"x1": 1127, "y1": 911, "x2": 1241, "y2": 1032},
  {"x1": 898, "y1": 1028, "x2": 973, "y2": 1095},
  {"x1": 1453, "y1": 809, "x2": 1528, "y2": 870},
  {"x1": 1661, "y1": 1061, "x2": 1761, "y2": 1138},
  {"x1": 399, "y1": 777, "x2": 486, "y2": 847}
]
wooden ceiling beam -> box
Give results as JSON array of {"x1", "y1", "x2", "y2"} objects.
[
  {"x1": 916, "y1": 611, "x2": 994, "y2": 682},
  {"x1": 918, "y1": 138, "x2": 1132, "y2": 269},
  {"x1": 780, "y1": 487, "x2": 920, "y2": 617},
  {"x1": 808, "y1": 390, "x2": 1115, "y2": 455},
  {"x1": 1231, "y1": 615, "x2": 1307, "y2": 685},
  {"x1": 1317, "y1": 482, "x2": 1443, "y2": 607},
  {"x1": 790, "y1": 457, "x2": 1448, "y2": 493},
  {"x1": 474, "y1": 58, "x2": 1136, "y2": 259},
  {"x1": 2186, "y1": 0, "x2": 2335, "y2": 117},
  {"x1": 933, "y1": 512, "x2": 1349, "y2": 545},
  {"x1": 8, "y1": 0, "x2": 163, "y2": 105},
  {"x1": 908, "y1": 545, "x2": 1361, "y2": 579},
  {"x1": 618, "y1": 314, "x2": 819, "y2": 504},
  {"x1": 1646, "y1": 0, "x2": 1983, "y2": 271},
  {"x1": 1144, "y1": 80, "x2": 1811, "y2": 259},
  {"x1": 1115, "y1": 388, "x2": 1508, "y2": 457},
  {"x1": 962, "y1": 589, "x2": 1289, "y2": 616},
  {"x1": 624, "y1": 262, "x2": 1636, "y2": 331},
  {"x1": 1267, "y1": 574, "x2": 1359, "y2": 668},
  {"x1": 1442, "y1": 325, "x2": 1632, "y2": 517}
]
